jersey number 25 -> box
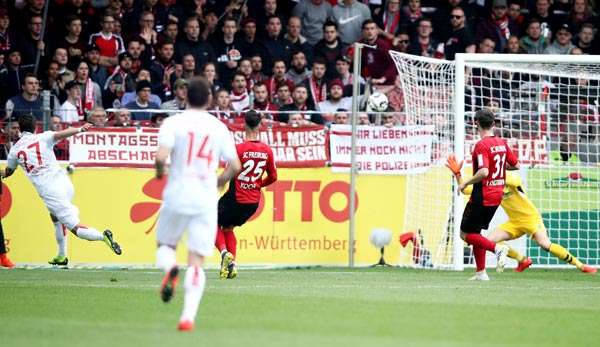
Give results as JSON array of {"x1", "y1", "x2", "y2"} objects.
[{"x1": 238, "y1": 159, "x2": 266, "y2": 182}]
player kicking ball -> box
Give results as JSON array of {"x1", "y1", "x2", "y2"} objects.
[
  {"x1": 154, "y1": 77, "x2": 241, "y2": 331},
  {"x1": 2, "y1": 115, "x2": 122, "y2": 265},
  {"x1": 455, "y1": 109, "x2": 519, "y2": 281},
  {"x1": 215, "y1": 110, "x2": 277, "y2": 279},
  {"x1": 446, "y1": 155, "x2": 596, "y2": 274}
]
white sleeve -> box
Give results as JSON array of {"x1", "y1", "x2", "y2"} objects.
[
  {"x1": 41, "y1": 131, "x2": 58, "y2": 146},
  {"x1": 219, "y1": 123, "x2": 237, "y2": 163},
  {"x1": 158, "y1": 118, "x2": 175, "y2": 149},
  {"x1": 6, "y1": 148, "x2": 18, "y2": 170}
]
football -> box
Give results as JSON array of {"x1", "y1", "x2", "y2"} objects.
[{"x1": 367, "y1": 92, "x2": 389, "y2": 112}]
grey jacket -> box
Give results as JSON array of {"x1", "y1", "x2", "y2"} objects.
[
  {"x1": 292, "y1": 0, "x2": 333, "y2": 46},
  {"x1": 331, "y1": 0, "x2": 371, "y2": 46}
]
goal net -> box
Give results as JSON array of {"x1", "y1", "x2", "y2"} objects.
[{"x1": 391, "y1": 52, "x2": 600, "y2": 270}]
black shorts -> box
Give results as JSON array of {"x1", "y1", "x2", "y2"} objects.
[
  {"x1": 218, "y1": 195, "x2": 259, "y2": 228},
  {"x1": 460, "y1": 202, "x2": 499, "y2": 234}
]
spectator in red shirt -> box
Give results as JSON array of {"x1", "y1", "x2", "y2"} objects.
[
  {"x1": 303, "y1": 58, "x2": 328, "y2": 109},
  {"x1": 359, "y1": 19, "x2": 397, "y2": 86},
  {"x1": 89, "y1": 14, "x2": 125, "y2": 69}
]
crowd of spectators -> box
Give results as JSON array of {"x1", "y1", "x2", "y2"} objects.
[{"x1": 0, "y1": 0, "x2": 599, "y2": 142}]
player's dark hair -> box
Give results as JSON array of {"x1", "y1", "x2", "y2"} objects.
[
  {"x1": 18, "y1": 114, "x2": 36, "y2": 133},
  {"x1": 245, "y1": 110, "x2": 261, "y2": 129},
  {"x1": 475, "y1": 109, "x2": 495, "y2": 129},
  {"x1": 187, "y1": 77, "x2": 211, "y2": 108}
]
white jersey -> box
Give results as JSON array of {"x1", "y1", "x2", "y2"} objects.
[
  {"x1": 158, "y1": 110, "x2": 237, "y2": 215},
  {"x1": 7, "y1": 131, "x2": 64, "y2": 189}
]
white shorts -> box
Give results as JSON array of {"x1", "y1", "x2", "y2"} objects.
[
  {"x1": 36, "y1": 174, "x2": 79, "y2": 230},
  {"x1": 156, "y1": 206, "x2": 217, "y2": 257}
]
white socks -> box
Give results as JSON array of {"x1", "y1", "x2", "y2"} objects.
[
  {"x1": 75, "y1": 226, "x2": 104, "y2": 241},
  {"x1": 180, "y1": 266, "x2": 206, "y2": 323},
  {"x1": 156, "y1": 245, "x2": 177, "y2": 273},
  {"x1": 53, "y1": 222, "x2": 67, "y2": 256}
]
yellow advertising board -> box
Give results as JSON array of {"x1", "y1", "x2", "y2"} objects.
[{"x1": 1, "y1": 167, "x2": 406, "y2": 266}]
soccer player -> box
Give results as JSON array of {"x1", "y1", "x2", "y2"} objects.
[
  {"x1": 456, "y1": 109, "x2": 519, "y2": 281},
  {"x1": 446, "y1": 156, "x2": 597, "y2": 274},
  {"x1": 2, "y1": 115, "x2": 122, "y2": 265},
  {"x1": 1, "y1": 177, "x2": 15, "y2": 268},
  {"x1": 216, "y1": 110, "x2": 278, "y2": 279},
  {"x1": 154, "y1": 77, "x2": 241, "y2": 331}
]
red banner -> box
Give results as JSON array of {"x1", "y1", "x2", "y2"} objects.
[{"x1": 227, "y1": 124, "x2": 328, "y2": 168}]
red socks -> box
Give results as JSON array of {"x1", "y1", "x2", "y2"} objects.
[
  {"x1": 223, "y1": 230, "x2": 237, "y2": 258},
  {"x1": 215, "y1": 227, "x2": 237, "y2": 258},
  {"x1": 464, "y1": 233, "x2": 496, "y2": 252},
  {"x1": 215, "y1": 227, "x2": 226, "y2": 252},
  {"x1": 473, "y1": 246, "x2": 486, "y2": 271}
]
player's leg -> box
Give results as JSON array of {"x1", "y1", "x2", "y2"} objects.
[
  {"x1": 178, "y1": 213, "x2": 216, "y2": 331},
  {"x1": 222, "y1": 227, "x2": 237, "y2": 278},
  {"x1": 156, "y1": 209, "x2": 186, "y2": 303},
  {"x1": 488, "y1": 224, "x2": 532, "y2": 272},
  {"x1": 48, "y1": 214, "x2": 69, "y2": 265},
  {"x1": 0, "y1": 220, "x2": 15, "y2": 268},
  {"x1": 532, "y1": 226, "x2": 596, "y2": 274}
]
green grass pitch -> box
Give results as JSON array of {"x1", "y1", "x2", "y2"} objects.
[{"x1": 1, "y1": 267, "x2": 599, "y2": 347}]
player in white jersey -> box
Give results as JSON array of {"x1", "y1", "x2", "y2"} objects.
[
  {"x1": 154, "y1": 77, "x2": 241, "y2": 332},
  {"x1": 2, "y1": 115, "x2": 122, "y2": 266}
]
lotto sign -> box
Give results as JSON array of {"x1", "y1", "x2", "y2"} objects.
[
  {"x1": 329, "y1": 125, "x2": 434, "y2": 174},
  {"x1": 1, "y1": 167, "x2": 405, "y2": 266}
]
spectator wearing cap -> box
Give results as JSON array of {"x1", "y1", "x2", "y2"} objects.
[
  {"x1": 161, "y1": 79, "x2": 188, "y2": 111},
  {"x1": 74, "y1": 61, "x2": 103, "y2": 115},
  {"x1": 56, "y1": 80, "x2": 83, "y2": 123},
  {"x1": 318, "y1": 79, "x2": 351, "y2": 114},
  {"x1": 292, "y1": 0, "x2": 333, "y2": 46},
  {"x1": 302, "y1": 58, "x2": 328, "y2": 109},
  {"x1": 444, "y1": 7, "x2": 476, "y2": 60},
  {"x1": 238, "y1": 17, "x2": 267, "y2": 61},
  {"x1": 104, "y1": 51, "x2": 136, "y2": 107},
  {"x1": 124, "y1": 80, "x2": 160, "y2": 121},
  {"x1": 0, "y1": 118, "x2": 19, "y2": 160},
  {"x1": 285, "y1": 17, "x2": 313, "y2": 64},
  {"x1": 58, "y1": 16, "x2": 86, "y2": 68},
  {"x1": 279, "y1": 85, "x2": 323, "y2": 125},
  {"x1": 265, "y1": 59, "x2": 295, "y2": 102},
  {"x1": 18, "y1": 14, "x2": 47, "y2": 66},
  {"x1": 260, "y1": 15, "x2": 292, "y2": 74},
  {"x1": 150, "y1": 39, "x2": 176, "y2": 101},
  {"x1": 314, "y1": 21, "x2": 344, "y2": 81},
  {"x1": 213, "y1": 17, "x2": 244, "y2": 88},
  {"x1": 544, "y1": 24, "x2": 576, "y2": 54},
  {"x1": 5, "y1": 74, "x2": 46, "y2": 120},
  {"x1": 475, "y1": 0, "x2": 518, "y2": 53},
  {"x1": 286, "y1": 51, "x2": 312, "y2": 86},
  {"x1": 0, "y1": 48, "x2": 29, "y2": 100},
  {"x1": 175, "y1": 16, "x2": 216, "y2": 74},
  {"x1": 519, "y1": 18, "x2": 549, "y2": 54},
  {"x1": 121, "y1": 69, "x2": 162, "y2": 106},
  {"x1": 54, "y1": 48, "x2": 75, "y2": 84},
  {"x1": 0, "y1": 8, "x2": 16, "y2": 57},
  {"x1": 88, "y1": 14, "x2": 125, "y2": 68},
  {"x1": 331, "y1": 0, "x2": 371, "y2": 47},
  {"x1": 361, "y1": 19, "x2": 397, "y2": 86},
  {"x1": 85, "y1": 43, "x2": 109, "y2": 88},
  {"x1": 334, "y1": 55, "x2": 365, "y2": 94},
  {"x1": 574, "y1": 23, "x2": 596, "y2": 55}
]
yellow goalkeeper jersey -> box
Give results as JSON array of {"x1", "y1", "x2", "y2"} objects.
[{"x1": 463, "y1": 172, "x2": 541, "y2": 223}]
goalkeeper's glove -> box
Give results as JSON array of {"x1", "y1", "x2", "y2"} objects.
[{"x1": 445, "y1": 154, "x2": 463, "y2": 178}]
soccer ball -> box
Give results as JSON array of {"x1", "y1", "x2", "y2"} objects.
[{"x1": 367, "y1": 92, "x2": 389, "y2": 112}]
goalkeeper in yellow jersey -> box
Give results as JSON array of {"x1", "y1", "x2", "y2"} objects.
[{"x1": 446, "y1": 155, "x2": 596, "y2": 274}]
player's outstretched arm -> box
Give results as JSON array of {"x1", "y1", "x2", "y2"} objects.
[
  {"x1": 458, "y1": 168, "x2": 488, "y2": 192},
  {"x1": 53, "y1": 123, "x2": 92, "y2": 141}
]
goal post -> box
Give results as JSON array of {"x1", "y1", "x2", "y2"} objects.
[{"x1": 391, "y1": 51, "x2": 600, "y2": 270}]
